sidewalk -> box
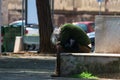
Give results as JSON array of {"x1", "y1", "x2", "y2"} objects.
[
  {"x1": 0, "y1": 55, "x2": 82, "y2": 80},
  {"x1": 0, "y1": 54, "x2": 119, "y2": 80}
]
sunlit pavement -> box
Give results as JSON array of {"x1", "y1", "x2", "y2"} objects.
[
  {"x1": 0, "y1": 56, "x2": 84, "y2": 80},
  {"x1": 0, "y1": 69, "x2": 84, "y2": 80}
]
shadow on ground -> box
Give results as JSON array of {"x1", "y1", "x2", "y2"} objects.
[{"x1": 0, "y1": 57, "x2": 55, "y2": 70}]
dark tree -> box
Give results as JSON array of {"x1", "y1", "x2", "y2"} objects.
[{"x1": 36, "y1": 0, "x2": 55, "y2": 53}]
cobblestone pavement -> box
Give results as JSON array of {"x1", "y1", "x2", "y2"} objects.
[{"x1": 0, "y1": 55, "x2": 118, "y2": 80}]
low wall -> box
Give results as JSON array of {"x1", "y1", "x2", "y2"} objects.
[{"x1": 60, "y1": 53, "x2": 120, "y2": 76}]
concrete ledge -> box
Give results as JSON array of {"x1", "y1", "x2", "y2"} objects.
[
  {"x1": 60, "y1": 53, "x2": 120, "y2": 76},
  {"x1": 61, "y1": 53, "x2": 120, "y2": 57}
]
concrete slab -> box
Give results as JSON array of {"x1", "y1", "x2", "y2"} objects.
[
  {"x1": 95, "y1": 16, "x2": 120, "y2": 53},
  {"x1": 60, "y1": 53, "x2": 120, "y2": 79}
]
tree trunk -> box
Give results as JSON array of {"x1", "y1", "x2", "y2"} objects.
[{"x1": 36, "y1": 0, "x2": 55, "y2": 53}]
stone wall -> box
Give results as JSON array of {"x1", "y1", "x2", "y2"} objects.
[
  {"x1": 54, "y1": 0, "x2": 120, "y2": 12},
  {"x1": 60, "y1": 53, "x2": 120, "y2": 76},
  {"x1": 1, "y1": 0, "x2": 8, "y2": 25},
  {"x1": 8, "y1": 0, "x2": 23, "y2": 23},
  {"x1": 1, "y1": 0, "x2": 22, "y2": 24},
  {"x1": 2, "y1": 0, "x2": 120, "y2": 25}
]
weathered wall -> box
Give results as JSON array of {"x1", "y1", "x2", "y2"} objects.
[
  {"x1": 95, "y1": 16, "x2": 120, "y2": 53},
  {"x1": 8, "y1": 0, "x2": 23, "y2": 23},
  {"x1": 2, "y1": 0, "x2": 120, "y2": 25},
  {"x1": 1, "y1": 0, "x2": 8, "y2": 25},
  {"x1": 1, "y1": 0, "x2": 22, "y2": 24},
  {"x1": 54, "y1": 0, "x2": 120, "y2": 12},
  {"x1": 60, "y1": 53, "x2": 120, "y2": 76}
]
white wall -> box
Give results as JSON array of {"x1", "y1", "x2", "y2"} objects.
[{"x1": 95, "y1": 15, "x2": 120, "y2": 53}]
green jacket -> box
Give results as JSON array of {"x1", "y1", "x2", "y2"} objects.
[{"x1": 59, "y1": 23, "x2": 91, "y2": 48}]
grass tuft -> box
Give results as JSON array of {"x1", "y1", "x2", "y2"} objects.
[{"x1": 70, "y1": 72, "x2": 98, "y2": 79}]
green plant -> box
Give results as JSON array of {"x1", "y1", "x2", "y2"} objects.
[{"x1": 71, "y1": 72, "x2": 98, "y2": 79}]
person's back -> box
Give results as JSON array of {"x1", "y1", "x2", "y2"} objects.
[
  {"x1": 59, "y1": 23, "x2": 91, "y2": 53},
  {"x1": 51, "y1": 23, "x2": 92, "y2": 77}
]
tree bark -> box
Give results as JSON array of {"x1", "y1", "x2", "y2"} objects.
[{"x1": 36, "y1": 0, "x2": 55, "y2": 53}]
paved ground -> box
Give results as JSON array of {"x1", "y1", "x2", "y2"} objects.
[
  {"x1": 0, "y1": 56, "x2": 85, "y2": 80},
  {"x1": 0, "y1": 55, "x2": 119, "y2": 80}
]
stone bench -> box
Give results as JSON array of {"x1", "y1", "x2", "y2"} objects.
[{"x1": 60, "y1": 53, "x2": 120, "y2": 76}]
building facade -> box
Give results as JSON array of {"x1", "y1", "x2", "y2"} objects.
[
  {"x1": 1, "y1": 0, "x2": 22, "y2": 24},
  {"x1": 7, "y1": 0, "x2": 23, "y2": 23},
  {"x1": 54, "y1": 0, "x2": 120, "y2": 26},
  {"x1": 1, "y1": 0, "x2": 120, "y2": 25}
]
